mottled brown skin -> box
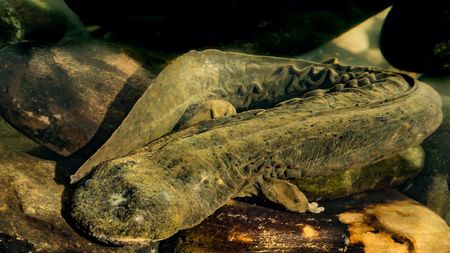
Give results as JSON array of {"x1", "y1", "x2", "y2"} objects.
[
  {"x1": 73, "y1": 50, "x2": 435, "y2": 183},
  {"x1": 71, "y1": 52, "x2": 442, "y2": 245}
]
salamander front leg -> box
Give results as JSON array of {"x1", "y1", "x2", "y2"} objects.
[
  {"x1": 180, "y1": 100, "x2": 237, "y2": 129},
  {"x1": 258, "y1": 176, "x2": 324, "y2": 213}
]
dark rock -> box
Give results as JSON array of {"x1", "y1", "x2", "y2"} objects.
[
  {"x1": 0, "y1": 0, "x2": 68, "y2": 47},
  {"x1": 380, "y1": 0, "x2": 450, "y2": 74},
  {"x1": 0, "y1": 1, "x2": 21, "y2": 47},
  {"x1": 0, "y1": 233, "x2": 36, "y2": 253},
  {"x1": 65, "y1": 0, "x2": 392, "y2": 55},
  {"x1": 0, "y1": 39, "x2": 165, "y2": 157}
]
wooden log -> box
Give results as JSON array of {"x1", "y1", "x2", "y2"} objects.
[{"x1": 172, "y1": 190, "x2": 450, "y2": 253}]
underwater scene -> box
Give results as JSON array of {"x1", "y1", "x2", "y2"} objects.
[{"x1": 0, "y1": 0, "x2": 449, "y2": 252}]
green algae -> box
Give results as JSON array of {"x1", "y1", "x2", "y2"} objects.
[{"x1": 0, "y1": 1, "x2": 23, "y2": 47}]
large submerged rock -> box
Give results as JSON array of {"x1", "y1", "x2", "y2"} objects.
[
  {"x1": 380, "y1": 0, "x2": 450, "y2": 74},
  {"x1": 0, "y1": 40, "x2": 165, "y2": 157}
]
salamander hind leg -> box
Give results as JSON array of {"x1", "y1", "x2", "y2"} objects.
[
  {"x1": 258, "y1": 176, "x2": 324, "y2": 213},
  {"x1": 180, "y1": 100, "x2": 237, "y2": 129}
]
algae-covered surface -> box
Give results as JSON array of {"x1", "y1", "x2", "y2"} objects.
[{"x1": 0, "y1": 0, "x2": 23, "y2": 47}]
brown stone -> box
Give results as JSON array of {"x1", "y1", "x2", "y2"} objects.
[{"x1": 0, "y1": 39, "x2": 165, "y2": 156}]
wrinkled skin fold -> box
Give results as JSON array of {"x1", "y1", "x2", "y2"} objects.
[
  {"x1": 71, "y1": 50, "x2": 442, "y2": 245},
  {"x1": 73, "y1": 50, "x2": 422, "y2": 183}
]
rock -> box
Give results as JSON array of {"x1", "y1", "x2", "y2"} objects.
[
  {"x1": 0, "y1": 39, "x2": 165, "y2": 157},
  {"x1": 425, "y1": 174, "x2": 449, "y2": 219},
  {"x1": 0, "y1": 0, "x2": 68, "y2": 47},
  {"x1": 0, "y1": 115, "x2": 40, "y2": 153},
  {"x1": 0, "y1": 118, "x2": 157, "y2": 252},
  {"x1": 169, "y1": 190, "x2": 450, "y2": 253},
  {"x1": 0, "y1": 1, "x2": 22, "y2": 47},
  {"x1": 380, "y1": 0, "x2": 450, "y2": 74},
  {"x1": 65, "y1": 0, "x2": 392, "y2": 54}
]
